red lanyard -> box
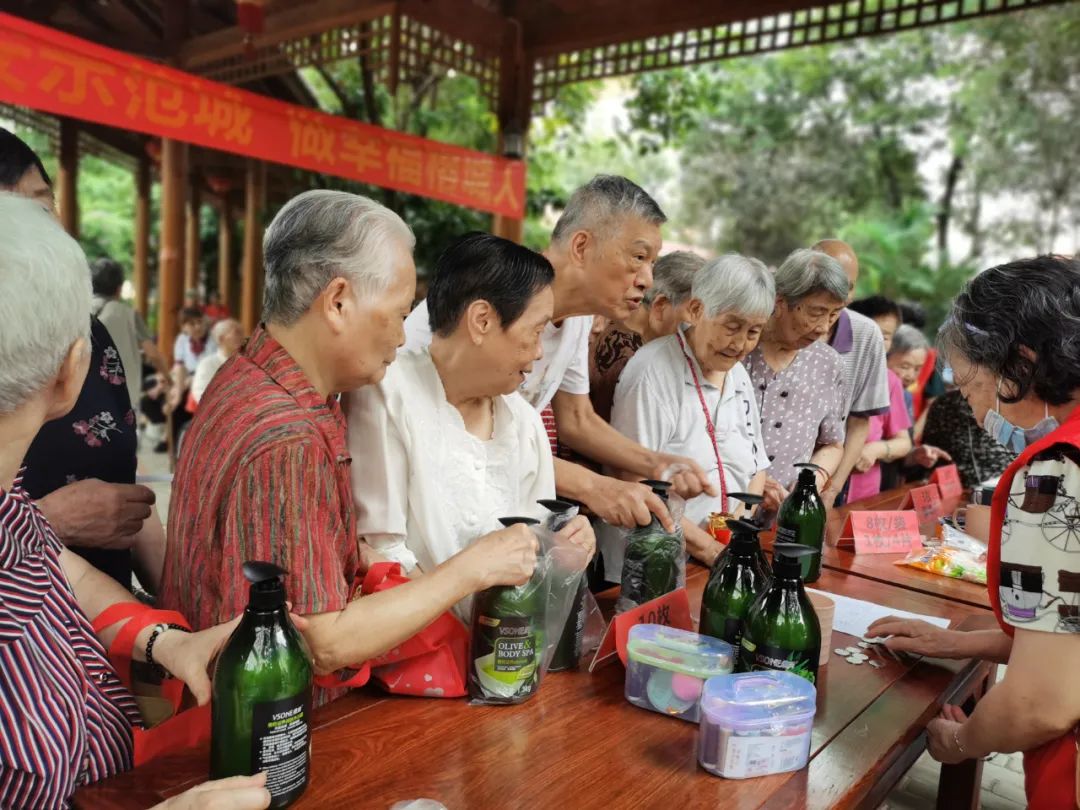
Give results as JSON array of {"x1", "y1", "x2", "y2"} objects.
[{"x1": 675, "y1": 330, "x2": 728, "y2": 506}]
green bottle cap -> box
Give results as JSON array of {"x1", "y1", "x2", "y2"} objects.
[
  {"x1": 242, "y1": 560, "x2": 288, "y2": 611},
  {"x1": 772, "y1": 543, "x2": 819, "y2": 579}
]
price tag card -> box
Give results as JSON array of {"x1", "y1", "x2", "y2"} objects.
[
  {"x1": 587, "y1": 588, "x2": 692, "y2": 672},
  {"x1": 899, "y1": 484, "x2": 944, "y2": 524},
  {"x1": 837, "y1": 510, "x2": 922, "y2": 555},
  {"x1": 930, "y1": 464, "x2": 964, "y2": 501}
]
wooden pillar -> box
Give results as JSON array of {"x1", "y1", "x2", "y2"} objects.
[
  {"x1": 57, "y1": 118, "x2": 79, "y2": 238},
  {"x1": 491, "y1": 20, "x2": 531, "y2": 244},
  {"x1": 217, "y1": 195, "x2": 234, "y2": 315},
  {"x1": 240, "y1": 160, "x2": 264, "y2": 334},
  {"x1": 133, "y1": 154, "x2": 151, "y2": 318},
  {"x1": 157, "y1": 139, "x2": 186, "y2": 364},
  {"x1": 184, "y1": 172, "x2": 202, "y2": 295}
]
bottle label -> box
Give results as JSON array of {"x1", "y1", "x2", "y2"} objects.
[
  {"x1": 472, "y1": 614, "x2": 540, "y2": 700},
  {"x1": 739, "y1": 638, "x2": 818, "y2": 684},
  {"x1": 775, "y1": 526, "x2": 799, "y2": 544},
  {"x1": 250, "y1": 693, "x2": 310, "y2": 803}
]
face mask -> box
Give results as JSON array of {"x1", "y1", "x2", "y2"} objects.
[
  {"x1": 942, "y1": 366, "x2": 954, "y2": 385},
  {"x1": 982, "y1": 395, "x2": 1059, "y2": 453}
]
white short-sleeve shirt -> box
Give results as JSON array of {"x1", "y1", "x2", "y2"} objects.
[
  {"x1": 404, "y1": 300, "x2": 591, "y2": 411},
  {"x1": 599, "y1": 327, "x2": 770, "y2": 581},
  {"x1": 346, "y1": 349, "x2": 555, "y2": 616}
]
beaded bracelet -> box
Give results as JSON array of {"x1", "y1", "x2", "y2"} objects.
[{"x1": 145, "y1": 622, "x2": 190, "y2": 679}]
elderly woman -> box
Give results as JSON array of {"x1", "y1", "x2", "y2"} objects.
[
  {"x1": 742, "y1": 249, "x2": 848, "y2": 500},
  {"x1": 191, "y1": 318, "x2": 244, "y2": 405},
  {"x1": 869, "y1": 256, "x2": 1080, "y2": 809},
  {"x1": 347, "y1": 232, "x2": 593, "y2": 605},
  {"x1": 888, "y1": 324, "x2": 929, "y2": 422},
  {"x1": 0, "y1": 193, "x2": 271, "y2": 809},
  {"x1": 604, "y1": 254, "x2": 774, "y2": 569}
]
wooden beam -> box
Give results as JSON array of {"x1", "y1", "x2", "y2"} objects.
[
  {"x1": 240, "y1": 160, "x2": 265, "y2": 335},
  {"x1": 492, "y1": 16, "x2": 531, "y2": 244},
  {"x1": 133, "y1": 154, "x2": 151, "y2": 318},
  {"x1": 158, "y1": 138, "x2": 186, "y2": 365},
  {"x1": 57, "y1": 117, "x2": 78, "y2": 238},
  {"x1": 179, "y1": 0, "x2": 394, "y2": 70},
  {"x1": 116, "y1": 0, "x2": 163, "y2": 39},
  {"x1": 523, "y1": 0, "x2": 798, "y2": 56},
  {"x1": 184, "y1": 173, "x2": 202, "y2": 293},
  {"x1": 399, "y1": 0, "x2": 504, "y2": 54},
  {"x1": 218, "y1": 195, "x2": 235, "y2": 317}
]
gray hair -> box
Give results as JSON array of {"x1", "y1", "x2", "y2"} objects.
[
  {"x1": 210, "y1": 317, "x2": 242, "y2": 344},
  {"x1": 692, "y1": 253, "x2": 776, "y2": 320},
  {"x1": 0, "y1": 193, "x2": 91, "y2": 413},
  {"x1": 890, "y1": 324, "x2": 929, "y2": 357},
  {"x1": 262, "y1": 190, "x2": 415, "y2": 325},
  {"x1": 774, "y1": 248, "x2": 850, "y2": 305},
  {"x1": 550, "y1": 175, "x2": 666, "y2": 244},
  {"x1": 644, "y1": 250, "x2": 705, "y2": 306}
]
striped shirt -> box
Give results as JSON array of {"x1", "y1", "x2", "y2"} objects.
[
  {"x1": 160, "y1": 326, "x2": 358, "y2": 703},
  {"x1": 0, "y1": 475, "x2": 140, "y2": 809},
  {"x1": 828, "y1": 309, "x2": 891, "y2": 418}
]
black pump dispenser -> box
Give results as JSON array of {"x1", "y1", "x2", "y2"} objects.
[
  {"x1": 242, "y1": 561, "x2": 288, "y2": 611},
  {"x1": 498, "y1": 516, "x2": 541, "y2": 528},
  {"x1": 640, "y1": 480, "x2": 672, "y2": 501},
  {"x1": 772, "y1": 543, "x2": 819, "y2": 579}
]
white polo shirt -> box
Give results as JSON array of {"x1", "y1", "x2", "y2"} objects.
[
  {"x1": 404, "y1": 300, "x2": 590, "y2": 412},
  {"x1": 600, "y1": 327, "x2": 770, "y2": 580}
]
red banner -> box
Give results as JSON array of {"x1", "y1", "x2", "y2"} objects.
[{"x1": 0, "y1": 13, "x2": 526, "y2": 218}]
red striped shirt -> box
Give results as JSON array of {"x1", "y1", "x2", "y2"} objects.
[
  {"x1": 0, "y1": 475, "x2": 140, "y2": 808},
  {"x1": 160, "y1": 327, "x2": 358, "y2": 701}
]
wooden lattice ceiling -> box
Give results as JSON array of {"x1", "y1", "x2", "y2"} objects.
[{"x1": 2, "y1": 0, "x2": 1074, "y2": 130}]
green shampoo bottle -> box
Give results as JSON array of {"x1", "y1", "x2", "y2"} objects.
[
  {"x1": 739, "y1": 544, "x2": 821, "y2": 685},
  {"x1": 468, "y1": 517, "x2": 547, "y2": 703},
  {"x1": 210, "y1": 561, "x2": 313, "y2": 808},
  {"x1": 775, "y1": 463, "x2": 828, "y2": 582}
]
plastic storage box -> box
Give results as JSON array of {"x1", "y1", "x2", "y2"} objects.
[
  {"x1": 698, "y1": 671, "x2": 816, "y2": 779},
  {"x1": 624, "y1": 624, "x2": 735, "y2": 723}
]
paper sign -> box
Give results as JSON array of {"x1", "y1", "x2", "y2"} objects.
[
  {"x1": 805, "y1": 588, "x2": 950, "y2": 637},
  {"x1": 930, "y1": 464, "x2": 964, "y2": 500},
  {"x1": 899, "y1": 484, "x2": 944, "y2": 524},
  {"x1": 587, "y1": 588, "x2": 692, "y2": 672},
  {"x1": 837, "y1": 510, "x2": 922, "y2": 555}
]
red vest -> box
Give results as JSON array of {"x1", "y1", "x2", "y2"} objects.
[{"x1": 989, "y1": 407, "x2": 1080, "y2": 809}]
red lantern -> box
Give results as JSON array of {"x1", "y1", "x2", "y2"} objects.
[
  {"x1": 207, "y1": 175, "x2": 232, "y2": 195},
  {"x1": 144, "y1": 138, "x2": 162, "y2": 163},
  {"x1": 236, "y1": 0, "x2": 265, "y2": 34}
]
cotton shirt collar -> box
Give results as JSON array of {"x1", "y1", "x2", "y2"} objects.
[{"x1": 829, "y1": 309, "x2": 854, "y2": 354}]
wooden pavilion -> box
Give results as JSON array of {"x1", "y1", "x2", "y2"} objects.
[{"x1": 0, "y1": 0, "x2": 1068, "y2": 356}]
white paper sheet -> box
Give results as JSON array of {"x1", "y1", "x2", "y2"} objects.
[{"x1": 806, "y1": 588, "x2": 951, "y2": 639}]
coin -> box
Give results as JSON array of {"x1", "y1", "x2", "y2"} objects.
[
  {"x1": 845, "y1": 656, "x2": 865, "y2": 665},
  {"x1": 834, "y1": 648, "x2": 851, "y2": 656},
  {"x1": 868, "y1": 661, "x2": 884, "y2": 669},
  {"x1": 857, "y1": 642, "x2": 871, "y2": 649},
  {"x1": 848, "y1": 653, "x2": 869, "y2": 662}
]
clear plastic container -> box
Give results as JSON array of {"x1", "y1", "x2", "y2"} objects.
[
  {"x1": 624, "y1": 624, "x2": 735, "y2": 723},
  {"x1": 698, "y1": 671, "x2": 816, "y2": 779}
]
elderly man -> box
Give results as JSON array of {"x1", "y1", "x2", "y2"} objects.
[
  {"x1": 191, "y1": 317, "x2": 244, "y2": 404},
  {"x1": 589, "y1": 250, "x2": 706, "y2": 422},
  {"x1": 742, "y1": 249, "x2": 848, "y2": 499},
  {"x1": 1, "y1": 127, "x2": 160, "y2": 590},
  {"x1": 405, "y1": 176, "x2": 713, "y2": 531},
  {"x1": 811, "y1": 239, "x2": 890, "y2": 505},
  {"x1": 161, "y1": 191, "x2": 539, "y2": 703}
]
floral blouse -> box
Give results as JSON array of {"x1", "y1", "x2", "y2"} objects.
[{"x1": 20, "y1": 318, "x2": 137, "y2": 586}]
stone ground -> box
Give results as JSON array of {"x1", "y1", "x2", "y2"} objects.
[{"x1": 136, "y1": 438, "x2": 1026, "y2": 809}]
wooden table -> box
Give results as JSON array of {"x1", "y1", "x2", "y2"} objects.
[
  {"x1": 764, "y1": 484, "x2": 993, "y2": 611},
  {"x1": 78, "y1": 565, "x2": 994, "y2": 810}
]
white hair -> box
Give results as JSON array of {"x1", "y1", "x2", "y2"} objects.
[
  {"x1": 261, "y1": 190, "x2": 416, "y2": 325},
  {"x1": 644, "y1": 250, "x2": 705, "y2": 307},
  {"x1": 890, "y1": 324, "x2": 930, "y2": 356},
  {"x1": 210, "y1": 317, "x2": 242, "y2": 344},
  {"x1": 692, "y1": 253, "x2": 776, "y2": 320},
  {"x1": 774, "y1": 248, "x2": 850, "y2": 304},
  {"x1": 0, "y1": 193, "x2": 91, "y2": 413}
]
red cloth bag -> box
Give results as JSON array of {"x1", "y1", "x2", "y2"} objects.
[
  {"x1": 92, "y1": 604, "x2": 211, "y2": 766},
  {"x1": 329, "y1": 562, "x2": 470, "y2": 698}
]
